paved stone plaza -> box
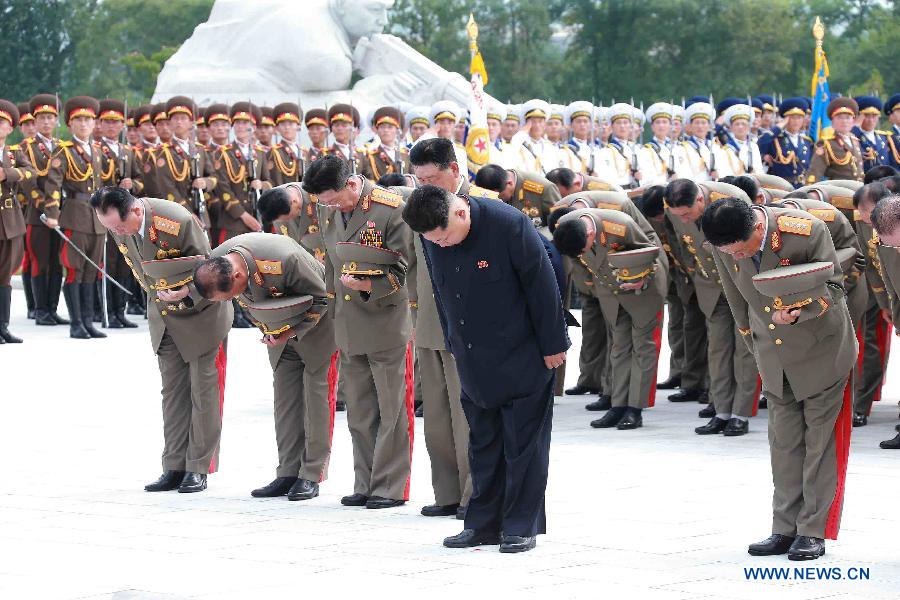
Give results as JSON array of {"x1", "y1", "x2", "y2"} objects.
[{"x1": 1, "y1": 284, "x2": 898, "y2": 600}]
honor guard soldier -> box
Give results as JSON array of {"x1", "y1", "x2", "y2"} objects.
[
  {"x1": 194, "y1": 110, "x2": 210, "y2": 147},
  {"x1": 16, "y1": 103, "x2": 36, "y2": 319},
  {"x1": 327, "y1": 104, "x2": 361, "y2": 164},
  {"x1": 758, "y1": 98, "x2": 814, "y2": 188},
  {"x1": 0, "y1": 100, "x2": 36, "y2": 343},
  {"x1": 547, "y1": 104, "x2": 581, "y2": 171},
  {"x1": 268, "y1": 102, "x2": 307, "y2": 187},
  {"x1": 135, "y1": 104, "x2": 160, "y2": 150},
  {"x1": 405, "y1": 106, "x2": 430, "y2": 148},
  {"x1": 213, "y1": 101, "x2": 271, "y2": 244},
  {"x1": 203, "y1": 103, "x2": 232, "y2": 243},
  {"x1": 256, "y1": 106, "x2": 276, "y2": 151},
  {"x1": 305, "y1": 108, "x2": 330, "y2": 160},
  {"x1": 96, "y1": 98, "x2": 144, "y2": 329},
  {"x1": 807, "y1": 97, "x2": 865, "y2": 184},
  {"x1": 358, "y1": 107, "x2": 409, "y2": 182},
  {"x1": 45, "y1": 96, "x2": 108, "y2": 340},
  {"x1": 554, "y1": 209, "x2": 666, "y2": 430},
  {"x1": 22, "y1": 94, "x2": 69, "y2": 327},
  {"x1": 638, "y1": 103, "x2": 676, "y2": 186},
  {"x1": 702, "y1": 197, "x2": 856, "y2": 561},
  {"x1": 258, "y1": 183, "x2": 327, "y2": 261},
  {"x1": 756, "y1": 95, "x2": 779, "y2": 132},
  {"x1": 673, "y1": 102, "x2": 717, "y2": 182},
  {"x1": 717, "y1": 104, "x2": 764, "y2": 176},
  {"x1": 151, "y1": 103, "x2": 172, "y2": 145},
  {"x1": 425, "y1": 101, "x2": 469, "y2": 169},
  {"x1": 566, "y1": 101, "x2": 600, "y2": 175},
  {"x1": 17, "y1": 103, "x2": 36, "y2": 140},
  {"x1": 596, "y1": 103, "x2": 641, "y2": 189},
  {"x1": 92, "y1": 187, "x2": 232, "y2": 493},
  {"x1": 303, "y1": 155, "x2": 414, "y2": 510},
  {"x1": 884, "y1": 94, "x2": 900, "y2": 170},
  {"x1": 671, "y1": 105, "x2": 685, "y2": 142},
  {"x1": 125, "y1": 109, "x2": 141, "y2": 146},
  {"x1": 665, "y1": 180, "x2": 759, "y2": 435},
  {"x1": 195, "y1": 232, "x2": 338, "y2": 500},
  {"x1": 473, "y1": 164, "x2": 561, "y2": 229},
  {"x1": 852, "y1": 96, "x2": 889, "y2": 172},
  {"x1": 484, "y1": 101, "x2": 510, "y2": 167}
]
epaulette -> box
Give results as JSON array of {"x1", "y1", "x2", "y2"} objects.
[
  {"x1": 468, "y1": 184, "x2": 499, "y2": 199},
  {"x1": 602, "y1": 220, "x2": 626, "y2": 237},
  {"x1": 802, "y1": 135, "x2": 813, "y2": 142},
  {"x1": 807, "y1": 208, "x2": 835, "y2": 222},
  {"x1": 223, "y1": 144, "x2": 233, "y2": 150},
  {"x1": 777, "y1": 214, "x2": 813, "y2": 236},
  {"x1": 9, "y1": 144, "x2": 19, "y2": 151},
  {"x1": 152, "y1": 215, "x2": 181, "y2": 237},
  {"x1": 253, "y1": 143, "x2": 266, "y2": 151},
  {"x1": 368, "y1": 186, "x2": 402, "y2": 209},
  {"x1": 22, "y1": 137, "x2": 34, "y2": 145},
  {"x1": 255, "y1": 259, "x2": 283, "y2": 276},
  {"x1": 876, "y1": 130, "x2": 891, "y2": 136},
  {"x1": 522, "y1": 180, "x2": 545, "y2": 194},
  {"x1": 59, "y1": 140, "x2": 74, "y2": 148},
  {"x1": 819, "y1": 129, "x2": 835, "y2": 141}
]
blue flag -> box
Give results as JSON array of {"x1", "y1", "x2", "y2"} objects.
[{"x1": 809, "y1": 46, "x2": 831, "y2": 142}]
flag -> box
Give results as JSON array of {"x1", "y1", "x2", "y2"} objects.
[
  {"x1": 809, "y1": 27, "x2": 831, "y2": 142},
  {"x1": 465, "y1": 14, "x2": 490, "y2": 178}
]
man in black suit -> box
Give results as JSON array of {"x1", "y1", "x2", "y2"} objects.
[{"x1": 402, "y1": 184, "x2": 569, "y2": 554}]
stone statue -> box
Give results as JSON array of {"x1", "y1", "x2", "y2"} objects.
[{"x1": 152, "y1": 0, "x2": 480, "y2": 117}]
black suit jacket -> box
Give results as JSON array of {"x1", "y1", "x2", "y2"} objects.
[{"x1": 422, "y1": 195, "x2": 570, "y2": 409}]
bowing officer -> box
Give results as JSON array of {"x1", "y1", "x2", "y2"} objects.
[{"x1": 473, "y1": 163, "x2": 561, "y2": 228}]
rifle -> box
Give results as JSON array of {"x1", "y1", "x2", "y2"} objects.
[
  {"x1": 297, "y1": 97, "x2": 306, "y2": 180},
  {"x1": 667, "y1": 99, "x2": 676, "y2": 177},
  {"x1": 190, "y1": 151, "x2": 208, "y2": 228},
  {"x1": 118, "y1": 99, "x2": 128, "y2": 181},
  {"x1": 247, "y1": 144, "x2": 262, "y2": 224},
  {"x1": 589, "y1": 97, "x2": 597, "y2": 175},
  {"x1": 349, "y1": 99, "x2": 358, "y2": 175}
]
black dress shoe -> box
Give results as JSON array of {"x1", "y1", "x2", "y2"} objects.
[
  {"x1": 668, "y1": 388, "x2": 702, "y2": 402},
  {"x1": 698, "y1": 389, "x2": 710, "y2": 404},
  {"x1": 585, "y1": 394, "x2": 611, "y2": 411},
  {"x1": 895, "y1": 423, "x2": 900, "y2": 432},
  {"x1": 698, "y1": 404, "x2": 716, "y2": 418},
  {"x1": 341, "y1": 493, "x2": 369, "y2": 506},
  {"x1": 695, "y1": 417, "x2": 728, "y2": 435},
  {"x1": 288, "y1": 478, "x2": 319, "y2": 501},
  {"x1": 366, "y1": 496, "x2": 405, "y2": 509},
  {"x1": 565, "y1": 385, "x2": 598, "y2": 396},
  {"x1": 590, "y1": 407, "x2": 626, "y2": 428},
  {"x1": 251, "y1": 476, "x2": 297, "y2": 498},
  {"x1": 788, "y1": 536, "x2": 825, "y2": 561},
  {"x1": 852, "y1": 412, "x2": 868, "y2": 427},
  {"x1": 499, "y1": 535, "x2": 537, "y2": 553},
  {"x1": 456, "y1": 505, "x2": 466, "y2": 520},
  {"x1": 616, "y1": 408, "x2": 642, "y2": 430},
  {"x1": 144, "y1": 470, "x2": 185, "y2": 492},
  {"x1": 656, "y1": 375, "x2": 681, "y2": 390},
  {"x1": 443, "y1": 529, "x2": 500, "y2": 548},
  {"x1": 421, "y1": 502, "x2": 459, "y2": 517},
  {"x1": 178, "y1": 472, "x2": 207, "y2": 493},
  {"x1": 880, "y1": 433, "x2": 900, "y2": 449},
  {"x1": 723, "y1": 418, "x2": 749, "y2": 437},
  {"x1": 748, "y1": 534, "x2": 795, "y2": 556},
  {"x1": 335, "y1": 400, "x2": 346, "y2": 412}
]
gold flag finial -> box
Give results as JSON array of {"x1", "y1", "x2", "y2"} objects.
[
  {"x1": 467, "y1": 13, "x2": 479, "y2": 42},
  {"x1": 812, "y1": 17, "x2": 825, "y2": 46}
]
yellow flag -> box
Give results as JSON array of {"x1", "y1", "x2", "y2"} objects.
[{"x1": 467, "y1": 14, "x2": 489, "y2": 86}]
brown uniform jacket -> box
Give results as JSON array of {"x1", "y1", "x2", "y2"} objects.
[
  {"x1": 508, "y1": 169, "x2": 561, "y2": 225},
  {"x1": 21, "y1": 135, "x2": 57, "y2": 226},
  {"x1": 273, "y1": 183, "x2": 326, "y2": 260},
  {"x1": 267, "y1": 142, "x2": 307, "y2": 187},
  {"x1": 147, "y1": 141, "x2": 217, "y2": 217},
  {"x1": 856, "y1": 218, "x2": 891, "y2": 310},
  {"x1": 97, "y1": 139, "x2": 144, "y2": 196},
  {"x1": 44, "y1": 139, "x2": 105, "y2": 234},
  {"x1": 357, "y1": 145, "x2": 410, "y2": 182},
  {"x1": 114, "y1": 198, "x2": 232, "y2": 360},
  {"x1": 712, "y1": 205, "x2": 857, "y2": 399},
  {"x1": 807, "y1": 133, "x2": 864, "y2": 184},
  {"x1": 214, "y1": 143, "x2": 272, "y2": 233},
  {"x1": 0, "y1": 144, "x2": 34, "y2": 240},
  {"x1": 320, "y1": 177, "x2": 412, "y2": 355}
]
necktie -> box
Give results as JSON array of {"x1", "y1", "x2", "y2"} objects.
[{"x1": 752, "y1": 251, "x2": 762, "y2": 272}]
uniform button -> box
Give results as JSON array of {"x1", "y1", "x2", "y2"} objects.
[
  {"x1": 161, "y1": 310, "x2": 168, "y2": 316},
  {"x1": 459, "y1": 319, "x2": 465, "y2": 325},
  {"x1": 466, "y1": 343, "x2": 472, "y2": 349},
  {"x1": 768, "y1": 323, "x2": 775, "y2": 330},
  {"x1": 344, "y1": 294, "x2": 351, "y2": 301},
  {"x1": 764, "y1": 306, "x2": 771, "y2": 313},
  {"x1": 455, "y1": 266, "x2": 460, "y2": 272},
  {"x1": 155, "y1": 298, "x2": 161, "y2": 303},
  {"x1": 455, "y1": 293, "x2": 461, "y2": 299},
  {"x1": 716, "y1": 279, "x2": 721, "y2": 284},
  {"x1": 775, "y1": 338, "x2": 783, "y2": 345}
]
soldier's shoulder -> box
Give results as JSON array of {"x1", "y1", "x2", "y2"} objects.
[
  {"x1": 9, "y1": 144, "x2": 19, "y2": 151},
  {"x1": 521, "y1": 178, "x2": 547, "y2": 195},
  {"x1": 468, "y1": 184, "x2": 499, "y2": 199},
  {"x1": 776, "y1": 212, "x2": 815, "y2": 236},
  {"x1": 365, "y1": 185, "x2": 403, "y2": 210},
  {"x1": 59, "y1": 140, "x2": 74, "y2": 148},
  {"x1": 876, "y1": 130, "x2": 892, "y2": 137}
]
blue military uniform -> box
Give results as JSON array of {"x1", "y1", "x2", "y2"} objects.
[
  {"x1": 758, "y1": 97, "x2": 814, "y2": 188},
  {"x1": 883, "y1": 94, "x2": 900, "y2": 170},
  {"x1": 421, "y1": 193, "x2": 569, "y2": 538},
  {"x1": 852, "y1": 96, "x2": 889, "y2": 172}
]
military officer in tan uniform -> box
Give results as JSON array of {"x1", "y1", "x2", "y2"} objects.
[
  {"x1": 546, "y1": 167, "x2": 625, "y2": 198},
  {"x1": 23, "y1": 94, "x2": 69, "y2": 327},
  {"x1": 268, "y1": 102, "x2": 307, "y2": 187},
  {"x1": 703, "y1": 197, "x2": 857, "y2": 560},
  {"x1": 44, "y1": 96, "x2": 107, "y2": 340},
  {"x1": 0, "y1": 100, "x2": 35, "y2": 344},
  {"x1": 665, "y1": 179, "x2": 759, "y2": 436},
  {"x1": 807, "y1": 98, "x2": 865, "y2": 184},
  {"x1": 358, "y1": 107, "x2": 410, "y2": 182},
  {"x1": 259, "y1": 183, "x2": 327, "y2": 260},
  {"x1": 554, "y1": 208, "x2": 667, "y2": 430},
  {"x1": 195, "y1": 232, "x2": 338, "y2": 500},
  {"x1": 303, "y1": 154, "x2": 414, "y2": 509},
  {"x1": 473, "y1": 164, "x2": 561, "y2": 227},
  {"x1": 92, "y1": 187, "x2": 232, "y2": 493}
]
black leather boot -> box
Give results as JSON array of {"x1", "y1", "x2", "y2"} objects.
[
  {"x1": 115, "y1": 288, "x2": 137, "y2": 327},
  {"x1": 22, "y1": 272, "x2": 35, "y2": 319},
  {"x1": 63, "y1": 283, "x2": 90, "y2": 339},
  {"x1": 32, "y1": 275, "x2": 57, "y2": 325},
  {"x1": 48, "y1": 274, "x2": 69, "y2": 324},
  {"x1": 106, "y1": 284, "x2": 124, "y2": 328},
  {"x1": 0, "y1": 286, "x2": 23, "y2": 343},
  {"x1": 92, "y1": 280, "x2": 103, "y2": 323},
  {"x1": 80, "y1": 283, "x2": 106, "y2": 338}
]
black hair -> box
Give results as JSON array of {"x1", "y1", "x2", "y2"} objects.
[
  {"x1": 409, "y1": 137, "x2": 456, "y2": 169},
  {"x1": 664, "y1": 178, "x2": 699, "y2": 208},
  {"x1": 784, "y1": 190, "x2": 810, "y2": 199},
  {"x1": 864, "y1": 164, "x2": 897, "y2": 184},
  {"x1": 872, "y1": 194, "x2": 900, "y2": 237},
  {"x1": 377, "y1": 173, "x2": 407, "y2": 188},
  {"x1": 402, "y1": 184, "x2": 452, "y2": 233},
  {"x1": 723, "y1": 175, "x2": 758, "y2": 203},
  {"x1": 473, "y1": 164, "x2": 508, "y2": 193},
  {"x1": 258, "y1": 186, "x2": 292, "y2": 223},
  {"x1": 302, "y1": 154, "x2": 350, "y2": 195},
  {"x1": 547, "y1": 206, "x2": 574, "y2": 233},
  {"x1": 546, "y1": 167, "x2": 576, "y2": 189},
  {"x1": 700, "y1": 197, "x2": 755, "y2": 247},
  {"x1": 90, "y1": 186, "x2": 135, "y2": 220},
  {"x1": 881, "y1": 175, "x2": 900, "y2": 193},
  {"x1": 853, "y1": 181, "x2": 889, "y2": 208},
  {"x1": 552, "y1": 217, "x2": 588, "y2": 257},
  {"x1": 193, "y1": 256, "x2": 234, "y2": 299},
  {"x1": 639, "y1": 185, "x2": 666, "y2": 218}
]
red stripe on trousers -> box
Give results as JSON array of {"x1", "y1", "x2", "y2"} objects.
[
  {"x1": 855, "y1": 325, "x2": 865, "y2": 374},
  {"x1": 750, "y1": 376, "x2": 762, "y2": 417},
  {"x1": 648, "y1": 311, "x2": 663, "y2": 408},
  {"x1": 26, "y1": 226, "x2": 40, "y2": 276},
  {"x1": 402, "y1": 341, "x2": 415, "y2": 501},
  {"x1": 824, "y1": 375, "x2": 853, "y2": 540},
  {"x1": 218, "y1": 229, "x2": 227, "y2": 246},
  {"x1": 319, "y1": 350, "x2": 340, "y2": 483},
  {"x1": 60, "y1": 229, "x2": 76, "y2": 284},
  {"x1": 873, "y1": 314, "x2": 892, "y2": 402},
  {"x1": 208, "y1": 343, "x2": 227, "y2": 474}
]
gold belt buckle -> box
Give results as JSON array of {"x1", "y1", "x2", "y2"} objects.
[{"x1": 3, "y1": 198, "x2": 12, "y2": 209}]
